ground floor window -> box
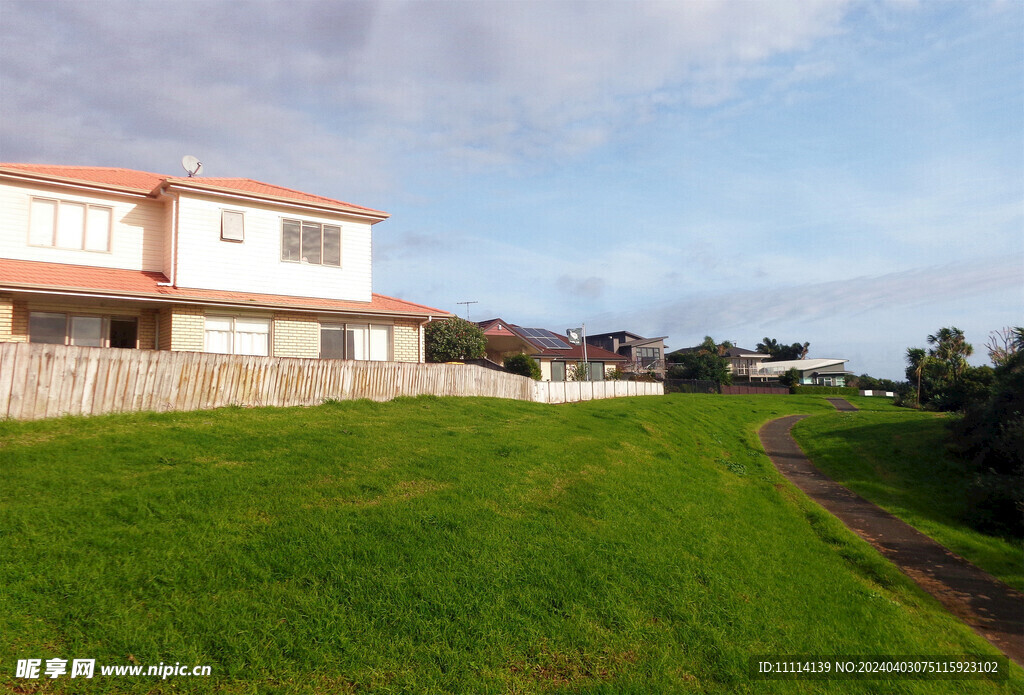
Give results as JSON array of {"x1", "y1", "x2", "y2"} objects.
[
  {"x1": 549, "y1": 361, "x2": 605, "y2": 381},
  {"x1": 320, "y1": 323, "x2": 392, "y2": 361},
  {"x1": 205, "y1": 316, "x2": 270, "y2": 356},
  {"x1": 28, "y1": 312, "x2": 137, "y2": 348}
]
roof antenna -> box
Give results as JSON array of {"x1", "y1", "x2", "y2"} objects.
[
  {"x1": 181, "y1": 155, "x2": 203, "y2": 177},
  {"x1": 456, "y1": 300, "x2": 478, "y2": 320}
]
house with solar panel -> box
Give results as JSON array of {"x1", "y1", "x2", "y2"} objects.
[
  {"x1": 476, "y1": 318, "x2": 626, "y2": 381},
  {"x1": 0, "y1": 163, "x2": 448, "y2": 359},
  {"x1": 584, "y1": 330, "x2": 669, "y2": 378}
]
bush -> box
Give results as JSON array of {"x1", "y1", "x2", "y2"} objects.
[
  {"x1": 424, "y1": 317, "x2": 486, "y2": 363},
  {"x1": 790, "y1": 385, "x2": 859, "y2": 396},
  {"x1": 503, "y1": 353, "x2": 541, "y2": 380},
  {"x1": 948, "y1": 351, "x2": 1024, "y2": 537},
  {"x1": 606, "y1": 367, "x2": 625, "y2": 381},
  {"x1": 778, "y1": 368, "x2": 801, "y2": 388}
]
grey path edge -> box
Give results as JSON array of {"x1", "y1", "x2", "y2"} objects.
[{"x1": 758, "y1": 414, "x2": 1024, "y2": 667}]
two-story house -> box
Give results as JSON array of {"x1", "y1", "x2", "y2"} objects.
[
  {"x1": 476, "y1": 318, "x2": 626, "y2": 381},
  {"x1": 585, "y1": 330, "x2": 668, "y2": 377},
  {"x1": 0, "y1": 164, "x2": 447, "y2": 360}
]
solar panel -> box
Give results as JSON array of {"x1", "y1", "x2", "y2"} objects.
[{"x1": 520, "y1": 327, "x2": 571, "y2": 350}]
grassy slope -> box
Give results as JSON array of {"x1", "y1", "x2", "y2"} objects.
[
  {"x1": 0, "y1": 395, "x2": 1018, "y2": 694},
  {"x1": 791, "y1": 396, "x2": 1024, "y2": 592}
]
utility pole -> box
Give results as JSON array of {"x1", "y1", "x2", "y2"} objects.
[{"x1": 456, "y1": 301, "x2": 478, "y2": 320}]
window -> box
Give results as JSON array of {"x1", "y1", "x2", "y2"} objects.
[
  {"x1": 28, "y1": 312, "x2": 67, "y2": 344},
  {"x1": 551, "y1": 361, "x2": 566, "y2": 382},
  {"x1": 588, "y1": 362, "x2": 605, "y2": 381},
  {"x1": 221, "y1": 210, "x2": 244, "y2": 241},
  {"x1": 29, "y1": 197, "x2": 111, "y2": 252},
  {"x1": 205, "y1": 316, "x2": 270, "y2": 356},
  {"x1": 28, "y1": 312, "x2": 137, "y2": 348},
  {"x1": 637, "y1": 347, "x2": 660, "y2": 368},
  {"x1": 320, "y1": 323, "x2": 391, "y2": 361},
  {"x1": 281, "y1": 218, "x2": 341, "y2": 266}
]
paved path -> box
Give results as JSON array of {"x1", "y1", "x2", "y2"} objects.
[
  {"x1": 759, "y1": 414, "x2": 1024, "y2": 667},
  {"x1": 825, "y1": 397, "x2": 858, "y2": 412}
]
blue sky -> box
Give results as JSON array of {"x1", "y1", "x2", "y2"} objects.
[{"x1": 1, "y1": 0, "x2": 1021, "y2": 379}]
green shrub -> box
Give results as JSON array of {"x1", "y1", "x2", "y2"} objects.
[
  {"x1": 424, "y1": 317, "x2": 486, "y2": 362},
  {"x1": 790, "y1": 385, "x2": 859, "y2": 396},
  {"x1": 503, "y1": 353, "x2": 541, "y2": 380}
]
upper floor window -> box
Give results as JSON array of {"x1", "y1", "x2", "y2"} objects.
[
  {"x1": 221, "y1": 210, "x2": 244, "y2": 242},
  {"x1": 29, "y1": 197, "x2": 111, "y2": 252},
  {"x1": 281, "y1": 219, "x2": 341, "y2": 266}
]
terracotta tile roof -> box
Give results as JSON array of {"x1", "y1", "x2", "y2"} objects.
[
  {"x1": 0, "y1": 258, "x2": 447, "y2": 317},
  {"x1": 0, "y1": 163, "x2": 165, "y2": 193},
  {"x1": 0, "y1": 163, "x2": 387, "y2": 218},
  {"x1": 476, "y1": 318, "x2": 625, "y2": 361},
  {"x1": 530, "y1": 343, "x2": 626, "y2": 362}
]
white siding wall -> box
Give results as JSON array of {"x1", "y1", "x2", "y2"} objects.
[
  {"x1": 0, "y1": 180, "x2": 165, "y2": 272},
  {"x1": 173, "y1": 193, "x2": 373, "y2": 302}
]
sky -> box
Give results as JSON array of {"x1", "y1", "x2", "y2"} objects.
[{"x1": 1, "y1": 0, "x2": 1021, "y2": 380}]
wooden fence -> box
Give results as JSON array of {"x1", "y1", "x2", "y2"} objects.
[
  {"x1": 721, "y1": 384, "x2": 790, "y2": 395},
  {"x1": 0, "y1": 343, "x2": 662, "y2": 420}
]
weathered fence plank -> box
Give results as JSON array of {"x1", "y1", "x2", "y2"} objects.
[{"x1": 0, "y1": 344, "x2": 664, "y2": 420}]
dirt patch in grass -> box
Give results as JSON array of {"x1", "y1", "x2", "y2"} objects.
[
  {"x1": 508, "y1": 645, "x2": 639, "y2": 687},
  {"x1": 306, "y1": 479, "x2": 450, "y2": 509}
]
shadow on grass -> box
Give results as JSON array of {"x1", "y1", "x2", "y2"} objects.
[{"x1": 793, "y1": 412, "x2": 1024, "y2": 591}]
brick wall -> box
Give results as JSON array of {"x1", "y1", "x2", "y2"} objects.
[
  {"x1": 272, "y1": 313, "x2": 320, "y2": 358},
  {"x1": 0, "y1": 294, "x2": 24, "y2": 342},
  {"x1": 0, "y1": 296, "x2": 156, "y2": 346},
  {"x1": 393, "y1": 318, "x2": 422, "y2": 363},
  {"x1": 166, "y1": 305, "x2": 205, "y2": 352},
  {"x1": 137, "y1": 309, "x2": 158, "y2": 349},
  {"x1": 157, "y1": 308, "x2": 173, "y2": 350}
]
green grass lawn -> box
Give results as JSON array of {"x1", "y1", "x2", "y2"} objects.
[
  {"x1": 791, "y1": 397, "x2": 1024, "y2": 592},
  {"x1": 1, "y1": 394, "x2": 1019, "y2": 693}
]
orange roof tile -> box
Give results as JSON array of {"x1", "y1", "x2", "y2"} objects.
[
  {"x1": 0, "y1": 163, "x2": 165, "y2": 193},
  {"x1": 0, "y1": 163, "x2": 387, "y2": 218},
  {"x1": 0, "y1": 258, "x2": 447, "y2": 317}
]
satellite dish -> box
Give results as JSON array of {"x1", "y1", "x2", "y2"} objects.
[{"x1": 181, "y1": 155, "x2": 203, "y2": 177}]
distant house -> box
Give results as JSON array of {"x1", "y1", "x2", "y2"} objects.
[
  {"x1": 721, "y1": 346, "x2": 770, "y2": 379},
  {"x1": 585, "y1": 330, "x2": 669, "y2": 377},
  {"x1": 668, "y1": 344, "x2": 850, "y2": 386},
  {"x1": 476, "y1": 318, "x2": 626, "y2": 381},
  {"x1": 667, "y1": 345, "x2": 769, "y2": 379},
  {"x1": 0, "y1": 163, "x2": 447, "y2": 360},
  {"x1": 749, "y1": 358, "x2": 851, "y2": 386}
]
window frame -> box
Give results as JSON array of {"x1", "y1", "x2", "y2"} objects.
[
  {"x1": 280, "y1": 217, "x2": 342, "y2": 267},
  {"x1": 28, "y1": 311, "x2": 138, "y2": 348},
  {"x1": 28, "y1": 196, "x2": 112, "y2": 253},
  {"x1": 319, "y1": 321, "x2": 393, "y2": 361},
  {"x1": 220, "y1": 209, "x2": 245, "y2": 242},
  {"x1": 204, "y1": 315, "x2": 271, "y2": 356}
]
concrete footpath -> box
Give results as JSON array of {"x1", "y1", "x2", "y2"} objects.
[{"x1": 759, "y1": 413, "x2": 1024, "y2": 667}]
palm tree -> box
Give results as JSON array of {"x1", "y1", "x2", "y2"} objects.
[
  {"x1": 907, "y1": 347, "x2": 927, "y2": 407},
  {"x1": 757, "y1": 337, "x2": 780, "y2": 358},
  {"x1": 927, "y1": 326, "x2": 973, "y2": 380}
]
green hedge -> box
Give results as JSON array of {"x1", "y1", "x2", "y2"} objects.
[{"x1": 791, "y1": 385, "x2": 859, "y2": 396}]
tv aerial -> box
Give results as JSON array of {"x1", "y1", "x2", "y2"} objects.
[{"x1": 181, "y1": 155, "x2": 203, "y2": 177}]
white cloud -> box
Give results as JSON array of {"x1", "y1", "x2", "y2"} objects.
[{"x1": 0, "y1": 0, "x2": 852, "y2": 179}]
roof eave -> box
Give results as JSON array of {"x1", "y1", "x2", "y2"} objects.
[
  {"x1": 0, "y1": 167, "x2": 154, "y2": 198},
  {"x1": 0, "y1": 284, "x2": 445, "y2": 319},
  {"x1": 161, "y1": 181, "x2": 390, "y2": 223}
]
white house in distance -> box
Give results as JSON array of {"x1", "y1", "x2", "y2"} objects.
[
  {"x1": 749, "y1": 358, "x2": 851, "y2": 386},
  {"x1": 0, "y1": 163, "x2": 448, "y2": 359}
]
